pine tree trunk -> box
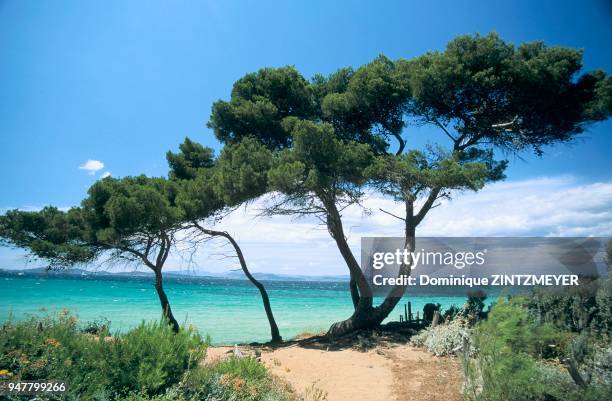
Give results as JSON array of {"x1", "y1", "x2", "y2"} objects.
[
  {"x1": 323, "y1": 195, "x2": 373, "y2": 306},
  {"x1": 154, "y1": 269, "x2": 180, "y2": 333},
  {"x1": 195, "y1": 225, "x2": 282, "y2": 343},
  {"x1": 349, "y1": 278, "x2": 360, "y2": 308},
  {"x1": 327, "y1": 200, "x2": 417, "y2": 338}
]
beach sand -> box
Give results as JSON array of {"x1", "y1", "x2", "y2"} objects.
[{"x1": 207, "y1": 336, "x2": 463, "y2": 401}]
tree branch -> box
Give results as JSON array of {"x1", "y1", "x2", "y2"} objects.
[
  {"x1": 434, "y1": 119, "x2": 457, "y2": 142},
  {"x1": 414, "y1": 188, "x2": 441, "y2": 226},
  {"x1": 392, "y1": 132, "x2": 406, "y2": 155},
  {"x1": 379, "y1": 208, "x2": 406, "y2": 221}
]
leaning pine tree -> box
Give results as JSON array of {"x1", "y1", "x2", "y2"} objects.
[
  {"x1": 167, "y1": 137, "x2": 282, "y2": 342},
  {"x1": 0, "y1": 176, "x2": 185, "y2": 332},
  {"x1": 207, "y1": 33, "x2": 611, "y2": 337}
]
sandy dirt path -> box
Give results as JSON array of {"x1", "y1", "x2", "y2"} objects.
[{"x1": 207, "y1": 342, "x2": 462, "y2": 401}]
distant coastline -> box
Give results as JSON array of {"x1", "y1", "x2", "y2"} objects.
[{"x1": 0, "y1": 266, "x2": 351, "y2": 282}]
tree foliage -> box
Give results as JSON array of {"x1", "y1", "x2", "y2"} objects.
[
  {"x1": 205, "y1": 33, "x2": 611, "y2": 336},
  {"x1": 0, "y1": 176, "x2": 185, "y2": 268},
  {"x1": 0, "y1": 176, "x2": 187, "y2": 331},
  {"x1": 317, "y1": 55, "x2": 411, "y2": 154},
  {"x1": 167, "y1": 138, "x2": 215, "y2": 180},
  {"x1": 208, "y1": 66, "x2": 315, "y2": 149},
  {"x1": 267, "y1": 119, "x2": 373, "y2": 214},
  {"x1": 82, "y1": 176, "x2": 184, "y2": 249},
  {"x1": 365, "y1": 147, "x2": 506, "y2": 203},
  {"x1": 403, "y1": 33, "x2": 611, "y2": 154},
  {"x1": 0, "y1": 207, "x2": 93, "y2": 267},
  {"x1": 167, "y1": 137, "x2": 283, "y2": 342}
]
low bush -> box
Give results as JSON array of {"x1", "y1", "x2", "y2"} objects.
[
  {"x1": 464, "y1": 298, "x2": 611, "y2": 401},
  {"x1": 210, "y1": 357, "x2": 296, "y2": 400},
  {"x1": 0, "y1": 313, "x2": 297, "y2": 401},
  {"x1": 0, "y1": 313, "x2": 207, "y2": 399},
  {"x1": 475, "y1": 298, "x2": 573, "y2": 359},
  {"x1": 526, "y1": 247, "x2": 611, "y2": 335},
  {"x1": 410, "y1": 317, "x2": 471, "y2": 356},
  {"x1": 103, "y1": 321, "x2": 207, "y2": 396},
  {"x1": 527, "y1": 282, "x2": 611, "y2": 334},
  {"x1": 139, "y1": 356, "x2": 297, "y2": 401}
]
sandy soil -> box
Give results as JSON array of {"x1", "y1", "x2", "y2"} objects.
[
  {"x1": 207, "y1": 336, "x2": 463, "y2": 401},
  {"x1": 387, "y1": 346, "x2": 463, "y2": 401}
]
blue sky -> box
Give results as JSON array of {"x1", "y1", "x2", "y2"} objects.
[{"x1": 1, "y1": 1, "x2": 611, "y2": 274}]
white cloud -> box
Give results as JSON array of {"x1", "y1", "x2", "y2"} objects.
[
  {"x1": 101, "y1": 171, "x2": 111, "y2": 178},
  {"x1": 414, "y1": 177, "x2": 612, "y2": 237},
  {"x1": 78, "y1": 159, "x2": 104, "y2": 175}
]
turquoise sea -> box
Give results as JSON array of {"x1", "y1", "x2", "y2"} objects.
[{"x1": 0, "y1": 273, "x2": 468, "y2": 344}]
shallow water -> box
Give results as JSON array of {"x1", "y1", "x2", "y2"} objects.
[{"x1": 0, "y1": 273, "x2": 467, "y2": 344}]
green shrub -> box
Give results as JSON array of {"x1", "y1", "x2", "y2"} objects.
[
  {"x1": 214, "y1": 356, "x2": 268, "y2": 382},
  {"x1": 0, "y1": 311, "x2": 99, "y2": 382},
  {"x1": 117, "y1": 387, "x2": 188, "y2": 401},
  {"x1": 103, "y1": 321, "x2": 207, "y2": 396},
  {"x1": 478, "y1": 298, "x2": 573, "y2": 359},
  {"x1": 0, "y1": 313, "x2": 298, "y2": 401},
  {"x1": 0, "y1": 313, "x2": 207, "y2": 400},
  {"x1": 465, "y1": 299, "x2": 553, "y2": 400},
  {"x1": 464, "y1": 298, "x2": 611, "y2": 401},
  {"x1": 526, "y1": 259, "x2": 612, "y2": 336},
  {"x1": 528, "y1": 285, "x2": 602, "y2": 333},
  {"x1": 175, "y1": 356, "x2": 297, "y2": 401}
]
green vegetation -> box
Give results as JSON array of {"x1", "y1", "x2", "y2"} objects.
[
  {"x1": 0, "y1": 312, "x2": 205, "y2": 398},
  {"x1": 527, "y1": 281, "x2": 612, "y2": 334},
  {"x1": 119, "y1": 356, "x2": 297, "y2": 401},
  {"x1": 460, "y1": 243, "x2": 612, "y2": 400},
  {"x1": 0, "y1": 313, "x2": 296, "y2": 401},
  {"x1": 407, "y1": 271, "x2": 611, "y2": 401},
  {"x1": 172, "y1": 356, "x2": 295, "y2": 401},
  {"x1": 410, "y1": 295, "x2": 485, "y2": 356},
  {"x1": 0, "y1": 177, "x2": 186, "y2": 332},
  {"x1": 464, "y1": 293, "x2": 611, "y2": 401}
]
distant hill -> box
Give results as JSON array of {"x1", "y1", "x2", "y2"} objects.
[{"x1": 0, "y1": 267, "x2": 349, "y2": 282}]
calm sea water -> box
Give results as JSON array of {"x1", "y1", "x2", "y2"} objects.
[{"x1": 0, "y1": 273, "x2": 467, "y2": 344}]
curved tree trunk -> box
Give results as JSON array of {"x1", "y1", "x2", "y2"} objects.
[
  {"x1": 194, "y1": 224, "x2": 282, "y2": 343},
  {"x1": 322, "y1": 194, "x2": 373, "y2": 306},
  {"x1": 327, "y1": 303, "x2": 390, "y2": 337},
  {"x1": 327, "y1": 257, "x2": 414, "y2": 336},
  {"x1": 154, "y1": 269, "x2": 180, "y2": 333},
  {"x1": 327, "y1": 233, "x2": 415, "y2": 337},
  {"x1": 134, "y1": 234, "x2": 180, "y2": 333},
  {"x1": 326, "y1": 198, "x2": 417, "y2": 338},
  {"x1": 349, "y1": 278, "x2": 360, "y2": 308}
]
